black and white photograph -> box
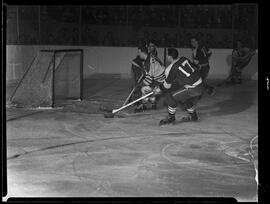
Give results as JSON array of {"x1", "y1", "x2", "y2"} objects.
[{"x1": 3, "y1": 2, "x2": 261, "y2": 203}]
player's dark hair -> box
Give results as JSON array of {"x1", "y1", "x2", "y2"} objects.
[
  {"x1": 147, "y1": 39, "x2": 157, "y2": 46},
  {"x1": 190, "y1": 36, "x2": 198, "y2": 41},
  {"x1": 167, "y1": 48, "x2": 178, "y2": 59},
  {"x1": 138, "y1": 46, "x2": 148, "y2": 54}
]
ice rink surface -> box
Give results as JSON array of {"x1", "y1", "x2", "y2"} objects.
[{"x1": 5, "y1": 78, "x2": 258, "y2": 201}]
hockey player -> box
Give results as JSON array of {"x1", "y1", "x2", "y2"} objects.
[
  {"x1": 146, "y1": 40, "x2": 158, "y2": 58},
  {"x1": 146, "y1": 40, "x2": 163, "y2": 65},
  {"x1": 153, "y1": 48, "x2": 203, "y2": 126},
  {"x1": 135, "y1": 46, "x2": 166, "y2": 112},
  {"x1": 190, "y1": 37, "x2": 215, "y2": 96},
  {"x1": 128, "y1": 48, "x2": 146, "y2": 103},
  {"x1": 131, "y1": 53, "x2": 145, "y2": 84},
  {"x1": 226, "y1": 40, "x2": 255, "y2": 84}
]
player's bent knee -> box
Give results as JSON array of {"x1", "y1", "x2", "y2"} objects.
[{"x1": 165, "y1": 94, "x2": 177, "y2": 108}]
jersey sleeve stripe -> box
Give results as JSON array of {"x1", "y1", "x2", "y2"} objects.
[{"x1": 163, "y1": 80, "x2": 172, "y2": 89}]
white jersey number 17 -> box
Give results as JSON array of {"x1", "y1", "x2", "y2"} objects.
[{"x1": 178, "y1": 60, "x2": 195, "y2": 77}]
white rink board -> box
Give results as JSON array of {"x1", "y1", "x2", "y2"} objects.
[{"x1": 6, "y1": 45, "x2": 258, "y2": 84}]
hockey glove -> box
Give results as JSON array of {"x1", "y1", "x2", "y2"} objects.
[{"x1": 153, "y1": 86, "x2": 162, "y2": 96}]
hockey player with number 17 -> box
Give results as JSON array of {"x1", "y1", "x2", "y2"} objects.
[{"x1": 153, "y1": 48, "x2": 204, "y2": 126}]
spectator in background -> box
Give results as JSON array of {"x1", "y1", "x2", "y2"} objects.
[
  {"x1": 156, "y1": 8, "x2": 162, "y2": 25},
  {"x1": 181, "y1": 7, "x2": 189, "y2": 28},
  {"x1": 205, "y1": 33, "x2": 216, "y2": 48},
  {"x1": 160, "y1": 34, "x2": 166, "y2": 47},
  {"x1": 129, "y1": 26, "x2": 140, "y2": 46},
  {"x1": 160, "y1": 33, "x2": 170, "y2": 47},
  {"x1": 199, "y1": 7, "x2": 208, "y2": 28},
  {"x1": 20, "y1": 34, "x2": 29, "y2": 44},
  {"x1": 184, "y1": 32, "x2": 192, "y2": 47},
  {"x1": 91, "y1": 30, "x2": 100, "y2": 45},
  {"x1": 60, "y1": 27, "x2": 71, "y2": 44},
  {"x1": 168, "y1": 33, "x2": 177, "y2": 47},
  {"x1": 82, "y1": 27, "x2": 91, "y2": 44},
  {"x1": 220, "y1": 35, "x2": 232, "y2": 48},
  {"x1": 47, "y1": 33, "x2": 55, "y2": 44},
  {"x1": 142, "y1": 31, "x2": 150, "y2": 46},
  {"x1": 107, "y1": 7, "x2": 116, "y2": 24},
  {"x1": 161, "y1": 11, "x2": 167, "y2": 26},
  {"x1": 138, "y1": 7, "x2": 145, "y2": 26},
  {"x1": 96, "y1": 8, "x2": 107, "y2": 24},
  {"x1": 117, "y1": 7, "x2": 126, "y2": 25},
  {"x1": 172, "y1": 33, "x2": 178, "y2": 47},
  {"x1": 102, "y1": 31, "x2": 115, "y2": 46},
  {"x1": 197, "y1": 32, "x2": 204, "y2": 41},
  {"x1": 177, "y1": 32, "x2": 186, "y2": 47},
  {"x1": 149, "y1": 7, "x2": 157, "y2": 26},
  {"x1": 71, "y1": 28, "x2": 78, "y2": 45},
  {"x1": 151, "y1": 31, "x2": 160, "y2": 46}
]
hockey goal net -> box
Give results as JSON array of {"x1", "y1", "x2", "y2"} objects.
[{"x1": 9, "y1": 49, "x2": 83, "y2": 108}]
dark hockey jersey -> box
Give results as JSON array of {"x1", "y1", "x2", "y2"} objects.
[
  {"x1": 192, "y1": 44, "x2": 212, "y2": 65},
  {"x1": 131, "y1": 56, "x2": 145, "y2": 82},
  {"x1": 232, "y1": 47, "x2": 254, "y2": 69},
  {"x1": 164, "y1": 56, "x2": 201, "y2": 88}
]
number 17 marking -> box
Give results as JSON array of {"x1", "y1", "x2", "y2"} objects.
[{"x1": 178, "y1": 60, "x2": 195, "y2": 77}]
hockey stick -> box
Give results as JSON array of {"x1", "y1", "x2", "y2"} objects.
[
  {"x1": 122, "y1": 73, "x2": 144, "y2": 106},
  {"x1": 104, "y1": 91, "x2": 154, "y2": 118}
]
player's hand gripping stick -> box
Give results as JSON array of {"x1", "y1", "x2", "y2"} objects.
[{"x1": 104, "y1": 91, "x2": 154, "y2": 118}]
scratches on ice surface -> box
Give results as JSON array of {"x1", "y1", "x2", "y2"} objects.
[
  {"x1": 219, "y1": 135, "x2": 258, "y2": 188},
  {"x1": 249, "y1": 135, "x2": 258, "y2": 188}
]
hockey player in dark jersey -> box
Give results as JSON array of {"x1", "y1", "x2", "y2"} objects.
[
  {"x1": 153, "y1": 48, "x2": 204, "y2": 126},
  {"x1": 190, "y1": 37, "x2": 215, "y2": 96},
  {"x1": 131, "y1": 54, "x2": 145, "y2": 84},
  {"x1": 128, "y1": 47, "x2": 146, "y2": 103},
  {"x1": 226, "y1": 40, "x2": 255, "y2": 84},
  {"x1": 135, "y1": 45, "x2": 166, "y2": 112}
]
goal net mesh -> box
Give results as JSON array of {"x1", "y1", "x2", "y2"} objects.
[{"x1": 10, "y1": 50, "x2": 82, "y2": 108}]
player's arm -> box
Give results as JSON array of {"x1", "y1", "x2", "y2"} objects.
[
  {"x1": 131, "y1": 59, "x2": 145, "y2": 83},
  {"x1": 242, "y1": 47, "x2": 255, "y2": 59},
  {"x1": 191, "y1": 51, "x2": 195, "y2": 62},
  {"x1": 191, "y1": 50, "x2": 200, "y2": 65},
  {"x1": 232, "y1": 50, "x2": 242, "y2": 63},
  {"x1": 189, "y1": 59, "x2": 200, "y2": 70},
  {"x1": 232, "y1": 49, "x2": 251, "y2": 63},
  {"x1": 153, "y1": 67, "x2": 176, "y2": 95},
  {"x1": 188, "y1": 54, "x2": 200, "y2": 70},
  {"x1": 202, "y1": 46, "x2": 212, "y2": 59}
]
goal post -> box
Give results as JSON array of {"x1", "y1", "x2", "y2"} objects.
[{"x1": 9, "y1": 49, "x2": 84, "y2": 108}]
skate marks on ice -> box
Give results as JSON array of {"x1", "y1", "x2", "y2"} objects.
[{"x1": 7, "y1": 129, "x2": 258, "y2": 199}]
